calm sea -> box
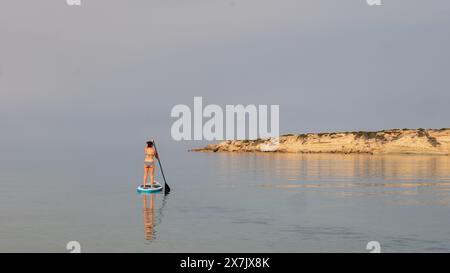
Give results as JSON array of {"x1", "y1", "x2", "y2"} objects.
[{"x1": 1, "y1": 148, "x2": 450, "y2": 252}]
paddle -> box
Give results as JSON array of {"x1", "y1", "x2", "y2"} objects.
[{"x1": 153, "y1": 140, "x2": 171, "y2": 194}]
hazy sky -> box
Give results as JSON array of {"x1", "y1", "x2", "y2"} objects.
[{"x1": 1, "y1": 0, "x2": 450, "y2": 153}]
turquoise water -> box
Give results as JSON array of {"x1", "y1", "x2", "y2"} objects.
[{"x1": 1, "y1": 149, "x2": 450, "y2": 252}]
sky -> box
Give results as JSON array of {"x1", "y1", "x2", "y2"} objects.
[{"x1": 1, "y1": 0, "x2": 450, "y2": 154}]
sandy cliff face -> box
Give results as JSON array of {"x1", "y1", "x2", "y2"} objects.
[{"x1": 191, "y1": 129, "x2": 450, "y2": 155}]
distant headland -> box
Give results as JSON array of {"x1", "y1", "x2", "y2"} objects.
[{"x1": 191, "y1": 128, "x2": 450, "y2": 155}]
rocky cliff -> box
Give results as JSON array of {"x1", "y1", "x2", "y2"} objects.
[{"x1": 191, "y1": 129, "x2": 450, "y2": 155}]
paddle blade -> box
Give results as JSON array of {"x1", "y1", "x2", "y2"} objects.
[{"x1": 164, "y1": 183, "x2": 171, "y2": 194}]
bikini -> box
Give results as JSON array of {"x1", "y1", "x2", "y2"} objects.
[
  {"x1": 144, "y1": 148, "x2": 155, "y2": 167},
  {"x1": 144, "y1": 160, "x2": 154, "y2": 167}
]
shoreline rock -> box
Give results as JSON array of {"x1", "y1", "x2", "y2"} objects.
[{"x1": 190, "y1": 128, "x2": 450, "y2": 155}]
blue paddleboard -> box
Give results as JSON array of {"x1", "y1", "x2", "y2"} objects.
[{"x1": 137, "y1": 181, "x2": 163, "y2": 193}]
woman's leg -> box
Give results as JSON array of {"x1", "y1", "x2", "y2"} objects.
[
  {"x1": 150, "y1": 164, "x2": 155, "y2": 187},
  {"x1": 143, "y1": 165, "x2": 149, "y2": 186}
]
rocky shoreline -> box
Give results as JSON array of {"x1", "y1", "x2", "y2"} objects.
[{"x1": 191, "y1": 129, "x2": 450, "y2": 155}]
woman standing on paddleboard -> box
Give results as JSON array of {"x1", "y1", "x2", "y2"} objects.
[{"x1": 143, "y1": 140, "x2": 158, "y2": 188}]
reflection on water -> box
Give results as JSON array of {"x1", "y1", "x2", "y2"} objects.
[
  {"x1": 218, "y1": 153, "x2": 450, "y2": 183},
  {"x1": 142, "y1": 194, "x2": 155, "y2": 241},
  {"x1": 215, "y1": 153, "x2": 450, "y2": 204},
  {"x1": 141, "y1": 193, "x2": 168, "y2": 242}
]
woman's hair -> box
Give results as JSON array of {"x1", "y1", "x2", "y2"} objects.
[{"x1": 146, "y1": 141, "x2": 154, "y2": 148}]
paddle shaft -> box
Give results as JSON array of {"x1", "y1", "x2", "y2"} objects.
[{"x1": 153, "y1": 141, "x2": 171, "y2": 194}]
